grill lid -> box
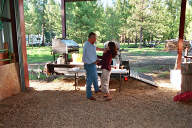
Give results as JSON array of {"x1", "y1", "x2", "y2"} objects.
[
  {"x1": 52, "y1": 39, "x2": 79, "y2": 54},
  {"x1": 60, "y1": 39, "x2": 79, "y2": 47}
]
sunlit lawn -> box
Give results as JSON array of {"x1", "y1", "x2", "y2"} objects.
[
  {"x1": 27, "y1": 43, "x2": 176, "y2": 64},
  {"x1": 125, "y1": 48, "x2": 175, "y2": 56},
  {"x1": 27, "y1": 46, "x2": 53, "y2": 64}
]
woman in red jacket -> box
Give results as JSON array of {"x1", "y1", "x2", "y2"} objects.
[{"x1": 97, "y1": 42, "x2": 117, "y2": 101}]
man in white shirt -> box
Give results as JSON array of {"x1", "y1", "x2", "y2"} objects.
[{"x1": 82, "y1": 32, "x2": 103, "y2": 100}]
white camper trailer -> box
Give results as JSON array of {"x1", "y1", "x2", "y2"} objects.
[{"x1": 25, "y1": 35, "x2": 43, "y2": 46}]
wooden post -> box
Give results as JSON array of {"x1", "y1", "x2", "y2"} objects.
[
  {"x1": 176, "y1": 0, "x2": 187, "y2": 70},
  {"x1": 18, "y1": 0, "x2": 29, "y2": 87},
  {"x1": 61, "y1": 0, "x2": 66, "y2": 39}
]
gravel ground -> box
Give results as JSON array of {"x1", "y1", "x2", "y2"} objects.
[{"x1": 0, "y1": 78, "x2": 192, "y2": 128}]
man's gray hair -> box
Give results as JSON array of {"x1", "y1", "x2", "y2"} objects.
[{"x1": 88, "y1": 32, "x2": 96, "y2": 38}]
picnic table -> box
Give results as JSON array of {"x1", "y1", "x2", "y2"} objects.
[{"x1": 48, "y1": 63, "x2": 130, "y2": 92}]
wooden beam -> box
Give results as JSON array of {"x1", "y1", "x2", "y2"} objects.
[
  {"x1": 61, "y1": 0, "x2": 66, "y2": 38},
  {"x1": 18, "y1": 0, "x2": 29, "y2": 88},
  {"x1": 176, "y1": 0, "x2": 187, "y2": 69}
]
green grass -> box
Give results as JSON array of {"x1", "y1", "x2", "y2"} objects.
[
  {"x1": 95, "y1": 43, "x2": 174, "y2": 56},
  {"x1": 126, "y1": 48, "x2": 175, "y2": 56},
  {"x1": 27, "y1": 46, "x2": 53, "y2": 63},
  {"x1": 27, "y1": 44, "x2": 174, "y2": 80},
  {"x1": 27, "y1": 43, "x2": 175, "y2": 64},
  {"x1": 132, "y1": 64, "x2": 174, "y2": 73},
  {"x1": 158, "y1": 71, "x2": 170, "y2": 78},
  {"x1": 29, "y1": 72, "x2": 47, "y2": 80},
  {"x1": 96, "y1": 43, "x2": 105, "y2": 48}
]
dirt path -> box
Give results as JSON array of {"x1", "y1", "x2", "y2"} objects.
[{"x1": 0, "y1": 79, "x2": 192, "y2": 128}]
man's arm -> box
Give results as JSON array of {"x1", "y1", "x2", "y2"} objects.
[{"x1": 96, "y1": 47, "x2": 104, "y2": 51}]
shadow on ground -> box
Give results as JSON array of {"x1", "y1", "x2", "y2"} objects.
[{"x1": 0, "y1": 78, "x2": 192, "y2": 128}]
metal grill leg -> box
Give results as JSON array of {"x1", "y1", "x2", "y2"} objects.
[
  {"x1": 75, "y1": 72, "x2": 79, "y2": 91},
  {"x1": 119, "y1": 73, "x2": 122, "y2": 92},
  {"x1": 75, "y1": 73, "x2": 77, "y2": 90},
  {"x1": 127, "y1": 60, "x2": 130, "y2": 78}
]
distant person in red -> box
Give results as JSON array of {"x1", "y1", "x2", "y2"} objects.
[{"x1": 97, "y1": 42, "x2": 117, "y2": 101}]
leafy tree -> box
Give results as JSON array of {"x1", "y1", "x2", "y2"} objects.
[
  {"x1": 23, "y1": 0, "x2": 192, "y2": 48},
  {"x1": 44, "y1": 0, "x2": 62, "y2": 41},
  {"x1": 66, "y1": 1, "x2": 103, "y2": 46}
]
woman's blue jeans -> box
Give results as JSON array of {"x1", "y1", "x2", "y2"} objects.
[{"x1": 84, "y1": 63, "x2": 99, "y2": 98}]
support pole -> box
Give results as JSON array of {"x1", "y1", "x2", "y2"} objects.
[
  {"x1": 61, "y1": 0, "x2": 66, "y2": 39},
  {"x1": 18, "y1": 0, "x2": 29, "y2": 87},
  {"x1": 176, "y1": 0, "x2": 187, "y2": 70}
]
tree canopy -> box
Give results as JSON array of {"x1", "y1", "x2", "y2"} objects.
[{"x1": 24, "y1": 0, "x2": 192, "y2": 46}]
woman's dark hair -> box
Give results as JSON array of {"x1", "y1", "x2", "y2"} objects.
[{"x1": 108, "y1": 42, "x2": 117, "y2": 58}]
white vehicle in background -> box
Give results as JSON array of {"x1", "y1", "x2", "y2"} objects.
[
  {"x1": 26, "y1": 35, "x2": 43, "y2": 46},
  {"x1": 190, "y1": 40, "x2": 192, "y2": 47}
]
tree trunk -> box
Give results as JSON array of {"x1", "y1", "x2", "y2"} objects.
[
  {"x1": 102, "y1": 39, "x2": 104, "y2": 45},
  {"x1": 38, "y1": 34, "x2": 40, "y2": 48},
  {"x1": 135, "y1": 31, "x2": 138, "y2": 45},
  {"x1": 181, "y1": 63, "x2": 192, "y2": 93},
  {"x1": 143, "y1": 39, "x2": 146, "y2": 46},
  {"x1": 124, "y1": 34, "x2": 126, "y2": 47},
  {"x1": 139, "y1": 27, "x2": 143, "y2": 48},
  {"x1": 32, "y1": 36, "x2": 33, "y2": 49},
  {"x1": 128, "y1": 38, "x2": 130, "y2": 46},
  {"x1": 61, "y1": 0, "x2": 66, "y2": 39},
  {"x1": 42, "y1": 24, "x2": 45, "y2": 46},
  {"x1": 150, "y1": 34, "x2": 152, "y2": 44},
  {"x1": 82, "y1": 39, "x2": 83, "y2": 48},
  {"x1": 28, "y1": 34, "x2": 30, "y2": 46},
  {"x1": 120, "y1": 35, "x2": 123, "y2": 43},
  {"x1": 139, "y1": 0, "x2": 144, "y2": 48},
  {"x1": 42, "y1": 32, "x2": 45, "y2": 46}
]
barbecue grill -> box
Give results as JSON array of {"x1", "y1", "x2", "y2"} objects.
[{"x1": 52, "y1": 39, "x2": 79, "y2": 63}]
